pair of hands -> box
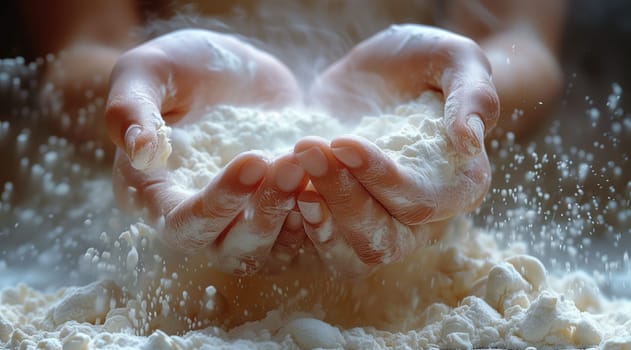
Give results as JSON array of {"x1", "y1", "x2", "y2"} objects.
[{"x1": 105, "y1": 26, "x2": 499, "y2": 278}]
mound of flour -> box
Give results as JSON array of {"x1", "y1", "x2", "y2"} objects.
[
  {"x1": 165, "y1": 91, "x2": 461, "y2": 196},
  {"x1": 2, "y1": 220, "x2": 631, "y2": 349},
  {"x1": 165, "y1": 104, "x2": 345, "y2": 193},
  {"x1": 1, "y1": 92, "x2": 630, "y2": 349}
]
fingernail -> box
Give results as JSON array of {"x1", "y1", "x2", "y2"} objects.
[
  {"x1": 331, "y1": 146, "x2": 363, "y2": 168},
  {"x1": 125, "y1": 125, "x2": 142, "y2": 156},
  {"x1": 285, "y1": 210, "x2": 303, "y2": 230},
  {"x1": 239, "y1": 159, "x2": 267, "y2": 186},
  {"x1": 464, "y1": 115, "x2": 484, "y2": 155},
  {"x1": 295, "y1": 147, "x2": 328, "y2": 177},
  {"x1": 275, "y1": 162, "x2": 305, "y2": 192},
  {"x1": 128, "y1": 130, "x2": 159, "y2": 170},
  {"x1": 298, "y1": 200, "x2": 322, "y2": 224}
]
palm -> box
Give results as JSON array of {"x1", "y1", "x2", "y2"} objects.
[
  {"x1": 296, "y1": 25, "x2": 499, "y2": 278},
  {"x1": 106, "y1": 26, "x2": 500, "y2": 279},
  {"x1": 106, "y1": 30, "x2": 307, "y2": 275}
]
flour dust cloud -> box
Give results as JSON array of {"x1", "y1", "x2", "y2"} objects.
[{"x1": 1, "y1": 3, "x2": 631, "y2": 349}]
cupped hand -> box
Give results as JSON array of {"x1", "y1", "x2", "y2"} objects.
[
  {"x1": 106, "y1": 29, "x2": 301, "y2": 170},
  {"x1": 299, "y1": 24, "x2": 500, "y2": 278},
  {"x1": 310, "y1": 24, "x2": 499, "y2": 156},
  {"x1": 106, "y1": 29, "x2": 307, "y2": 274}
]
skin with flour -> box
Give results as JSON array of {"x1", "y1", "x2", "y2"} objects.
[
  {"x1": 105, "y1": 26, "x2": 500, "y2": 279},
  {"x1": 109, "y1": 91, "x2": 479, "y2": 330},
  {"x1": 1, "y1": 92, "x2": 630, "y2": 348}
]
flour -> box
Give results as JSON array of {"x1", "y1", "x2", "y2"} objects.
[
  {"x1": 128, "y1": 119, "x2": 172, "y2": 171},
  {"x1": 166, "y1": 92, "x2": 460, "y2": 197},
  {"x1": 2, "y1": 221, "x2": 631, "y2": 349},
  {"x1": 166, "y1": 104, "x2": 344, "y2": 193},
  {"x1": 1, "y1": 92, "x2": 631, "y2": 349},
  {"x1": 354, "y1": 91, "x2": 463, "y2": 186}
]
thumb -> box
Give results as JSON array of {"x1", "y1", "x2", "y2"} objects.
[
  {"x1": 442, "y1": 60, "x2": 500, "y2": 157},
  {"x1": 105, "y1": 51, "x2": 172, "y2": 171}
]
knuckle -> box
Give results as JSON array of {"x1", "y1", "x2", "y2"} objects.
[
  {"x1": 257, "y1": 202, "x2": 285, "y2": 218},
  {"x1": 202, "y1": 194, "x2": 245, "y2": 219},
  {"x1": 472, "y1": 83, "x2": 501, "y2": 127},
  {"x1": 118, "y1": 46, "x2": 170, "y2": 72},
  {"x1": 163, "y1": 207, "x2": 230, "y2": 252},
  {"x1": 104, "y1": 100, "x2": 128, "y2": 128},
  {"x1": 446, "y1": 34, "x2": 486, "y2": 64},
  {"x1": 358, "y1": 162, "x2": 392, "y2": 188},
  {"x1": 347, "y1": 228, "x2": 387, "y2": 265},
  {"x1": 387, "y1": 193, "x2": 436, "y2": 225},
  {"x1": 439, "y1": 35, "x2": 482, "y2": 64},
  {"x1": 325, "y1": 194, "x2": 354, "y2": 211},
  {"x1": 458, "y1": 36, "x2": 484, "y2": 55},
  {"x1": 352, "y1": 221, "x2": 413, "y2": 265},
  {"x1": 460, "y1": 169, "x2": 491, "y2": 211},
  {"x1": 354, "y1": 243, "x2": 386, "y2": 265},
  {"x1": 257, "y1": 189, "x2": 295, "y2": 216},
  {"x1": 393, "y1": 204, "x2": 435, "y2": 225}
]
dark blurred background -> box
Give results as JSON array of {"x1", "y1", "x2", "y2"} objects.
[{"x1": 0, "y1": 0, "x2": 629, "y2": 292}]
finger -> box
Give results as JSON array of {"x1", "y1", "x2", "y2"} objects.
[
  {"x1": 105, "y1": 30, "x2": 302, "y2": 171},
  {"x1": 270, "y1": 210, "x2": 307, "y2": 262},
  {"x1": 375, "y1": 24, "x2": 499, "y2": 155},
  {"x1": 330, "y1": 135, "x2": 436, "y2": 225},
  {"x1": 311, "y1": 24, "x2": 499, "y2": 155},
  {"x1": 331, "y1": 134, "x2": 491, "y2": 222},
  {"x1": 459, "y1": 147, "x2": 493, "y2": 210},
  {"x1": 111, "y1": 149, "x2": 186, "y2": 219},
  {"x1": 297, "y1": 191, "x2": 373, "y2": 279},
  {"x1": 105, "y1": 47, "x2": 174, "y2": 171},
  {"x1": 162, "y1": 152, "x2": 268, "y2": 253},
  {"x1": 212, "y1": 155, "x2": 308, "y2": 274},
  {"x1": 442, "y1": 59, "x2": 500, "y2": 157},
  {"x1": 294, "y1": 137, "x2": 415, "y2": 268},
  {"x1": 265, "y1": 159, "x2": 311, "y2": 271},
  {"x1": 264, "y1": 210, "x2": 308, "y2": 273}
]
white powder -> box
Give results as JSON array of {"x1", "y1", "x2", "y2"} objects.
[
  {"x1": 354, "y1": 92, "x2": 463, "y2": 186},
  {"x1": 166, "y1": 104, "x2": 345, "y2": 193},
  {"x1": 2, "y1": 221, "x2": 631, "y2": 349},
  {"x1": 1, "y1": 92, "x2": 630, "y2": 349},
  {"x1": 129, "y1": 118, "x2": 172, "y2": 171},
  {"x1": 166, "y1": 92, "x2": 458, "y2": 197}
]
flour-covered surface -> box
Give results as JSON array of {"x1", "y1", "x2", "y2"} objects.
[
  {"x1": 1, "y1": 221, "x2": 631, "y2": 349},
  {"x1": 1, "y1": 63, "x2": 631, "y2": 350}
]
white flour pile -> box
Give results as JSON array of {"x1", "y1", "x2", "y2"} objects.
[
  {"x1": 165, "y1": 92, "x2": 466, "y2": 198},
  {"x1": 165, "y1": 102, "x2": 345, "y2": 193},
  {"x1": 1, "y1": 92, "x2": 631, "y2": 349}
]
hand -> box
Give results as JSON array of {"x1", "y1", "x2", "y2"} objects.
[
  {"x1": 299, "y1": 25, "x2": 500, "y2": 278},
  {"x1": 106, "y1": 29, "x2": 308, "y2": 275}
]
